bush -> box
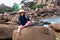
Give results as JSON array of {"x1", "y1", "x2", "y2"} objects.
[
  {"x1": 37, "y1": 4, "x2": 47, "y2": 8},
  {"x1": 27, "y1": 2, "x2": 47, "y2": 10}
]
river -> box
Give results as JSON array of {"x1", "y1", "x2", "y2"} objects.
[{"x1": 40, "y1": 16, "x2": 60, "y2": 24}]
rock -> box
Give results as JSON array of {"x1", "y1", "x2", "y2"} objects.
[
  {"x1": 12, "y1": 26, "x2": 56, "y2": 40},
  {"x1": 0, "y1": 14, "x2": 4, "y2": 20},
  {"x1": 0, "y1": 14, "x2": 5, "y2": 23},
  {"x1": 4, "y1": 13, "x2": 11, "y2": 21},
  {"x1": 5, "y1": 21, "x2": 18, "y2": 25},
  {"x1": 50, "y1": 15, "x2": 57, "y2": 18},
  {"x1": 0, "y1": 24, "x2": 18, "y2": 39},
  {"x1": 49, "y1": 24, "x2": 60, "y2": 30},
  {"x1": 4, "y1": 13, "x2": 16, "y2": 21},
  {"x1": 11, "y1": 14, "x2": 19, "y2": 22}
]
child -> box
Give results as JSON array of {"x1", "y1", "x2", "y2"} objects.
[{"x1": 17, "y1": 9, "x2": 32, "y2": 32}]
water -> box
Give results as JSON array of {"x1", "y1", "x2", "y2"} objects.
[{"x1": 40, "y1": 16, "x2": 60, "y2": 24}]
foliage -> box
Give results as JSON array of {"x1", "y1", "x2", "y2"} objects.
[
  {"x1": 25, "y1": 2, "x2": 47, "y2": 10},
  {"x1": 27, "y1": 2, "x2": 36, "y2": 10},
  {"x1": 37, "y1": 4, "x2": 47, "y2": 8},
  {"x1": 13, "y1": 3, "x2": 19, "y2": 11},
  {"x1": 0, "y1": 7, "x2": 13, "y2": 12}
]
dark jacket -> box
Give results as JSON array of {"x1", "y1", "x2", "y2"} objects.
[{"x1": 18, "y1": 16, "x2": 29, "y2": 26}]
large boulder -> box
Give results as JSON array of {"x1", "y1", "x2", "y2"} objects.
[
  {"x1": 0, "y1": 14, "x2": 4, "y2": 20},
  {"x1": 49, "y1": 24, "x2": 60, "y2": 30},
  {"x1": 0, "y1": 24, "x2": 18, "y2": 39},
  {"x1": 0, "y1": 14, "x2": 5, "y2": 23},
  {"x1": 11, "y1": 14, "x2": 19, "y2": 22},
  {"x1": 12, "y1": 26, "x2": 56, "y2": 40},
  {"x1": 4, "y1": 13, "x2": 16, "y2": 21},
  {"x1": 4, "y1": 13, "x2": 11, "y2": 21}
]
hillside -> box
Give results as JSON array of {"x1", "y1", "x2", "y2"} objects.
[{"x1": 0, "y1": 4, "x2": 13, "y2": 12}]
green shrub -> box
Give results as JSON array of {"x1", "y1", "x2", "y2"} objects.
[
  {"x1": 27, "y1": 2, "x2": 47, "y2": 10},
  {"x1": 37, "y1": 4, "x2": 47, "y2": 8}
]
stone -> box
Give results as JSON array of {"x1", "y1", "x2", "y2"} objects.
[
  {"x1": 0, "y1": 24, "x2": 18, "y2": 39},
  {"x1": 11, "y1": 14, "x2": 19, "y2": 22},
  {"x1": 49, "y1": 24, "x2": 60, "y2": 30},
  {"x1": 12, "y1": 26, "x2": 56, "y2": 40}
]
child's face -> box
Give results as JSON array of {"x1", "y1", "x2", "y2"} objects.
[{"x1": 19, "y1": 12, "x2": 25, "y2": 16}]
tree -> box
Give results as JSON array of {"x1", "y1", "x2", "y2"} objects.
[
  {"x1": 24, "y1": 1, "x2": 47, "y2": 10},
  {"x1": 20, "y1": 0, "x2": 26, "y2": 4},
  {"x1": 26, "y1": 2, "x2": 36, "y2": 10},
  {"x1": 20, "y1": 0, "x2": 29, "y2": 10},
  {"x1": 13, "y1": 3, "x2": 19, "y2": 11}
]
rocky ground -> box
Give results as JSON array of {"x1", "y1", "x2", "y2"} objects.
[
  {"x1": 0, "y1": 23, "x2": 59, "y2": 40},
  {"x1": 0, "y1": 5, "x2": 60, "y2": 40}
]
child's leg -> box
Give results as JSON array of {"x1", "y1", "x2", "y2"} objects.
[
  {"x1": 24, "y1": 21, "x2": 32, "y2": 27},
  {"x1": 17, "y1": 25, "x2": 23, "y2": 32}
]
